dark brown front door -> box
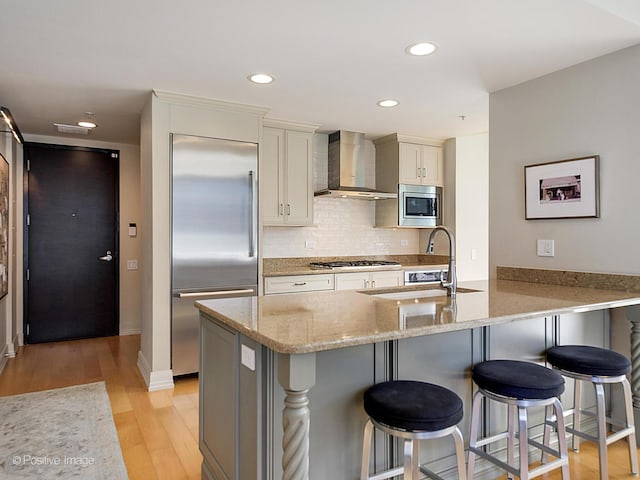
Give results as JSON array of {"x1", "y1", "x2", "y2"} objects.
[{"x1": 24, "y1": 143, "x2": 119, "y2": 343}]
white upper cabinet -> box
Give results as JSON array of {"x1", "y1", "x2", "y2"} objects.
[
  {"x1": 398, "y1": 143, "x2": 442, "y2": 186},
  {"x1": 262, "y1": 121, "x2": 318, "y2": 226},
  {"x1": 375, "y1": 134, "x2": 444, "y2": 190}
]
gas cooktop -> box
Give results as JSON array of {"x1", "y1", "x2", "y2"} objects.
[{"x1": 309, "y1": 260, "x2": 401, "y2": 270}]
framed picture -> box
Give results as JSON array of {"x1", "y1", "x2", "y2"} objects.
[
  {"x1": 0, "y1": 154, "x2": 8, "y2": 299},
  {"x1": 524, "y1": 155, "x2": 599, "y2": 220}
]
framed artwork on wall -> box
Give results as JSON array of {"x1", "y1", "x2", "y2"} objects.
[
  {"x1": 0, "y1": 154, "x2": 8, "y2": 299},
  {"x1": 524, "y1": 155, "x2": 600, "y2": 220}
]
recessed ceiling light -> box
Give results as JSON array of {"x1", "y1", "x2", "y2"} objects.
[
  {"x1": 77, "y1": 112, "x2": 97, "y2": 128},
  {"x1": 248, "y1": 73, "x2": 275, "y2": 84},
  {"x1": 77, "y1": 120, "x2": 97, "y2": 128},
  {"x1": 377, "y1": 99, "x2": 399, "y2": 108},
  {"x1": 405, "y1": 42, "x2": 437, "y2": 56}
]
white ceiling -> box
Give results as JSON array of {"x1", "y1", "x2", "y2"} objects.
[{"x1": 1, "y1": 0, "x2": 640, "y2": 145}]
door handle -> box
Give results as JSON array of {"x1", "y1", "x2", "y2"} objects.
[
  {"x1": 176, "y1": 289, "x2": 255, "y2": 298},
  {"x1": 248, "y1": 171, "x2": 255, "y2": 258},
  {"x1": 99, "y1": 250, "x2": 113, "y2": 262}
]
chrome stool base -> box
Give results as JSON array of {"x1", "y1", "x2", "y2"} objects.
[
  {"x1": 545, "y1": 368, "x2": 639, "y2": 480},
  {"x1": 467, "y1": 360, "x2": 569, "y2": 480},
  {"x1": 361, "y1": 419, "x2": 466, "y2": 480},
  {"x1": 467, "y1": 388, "x2": 570, "y2": 480},
  {"x1": 546, "y1": 344, "x2": 639, "y2": 480}
]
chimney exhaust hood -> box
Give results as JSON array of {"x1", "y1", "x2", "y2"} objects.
[{"x1": 315, "y1": 131, "x2": 396, "y2": 200}]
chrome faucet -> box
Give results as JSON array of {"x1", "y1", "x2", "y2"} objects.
[{"x1": 426, "y1": 226, "x2": 457, "y2": 297}]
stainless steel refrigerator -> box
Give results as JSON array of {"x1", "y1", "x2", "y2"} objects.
[{"x1": 171, "y1": 133, "x2": 258, "y2": 376}]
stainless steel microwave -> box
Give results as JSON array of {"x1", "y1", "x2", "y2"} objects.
[
  {"x1": 375, "y1": 184, "x2": 443, "y2": 228},
  {"x1": 398, "y1": 184, "x2": 442, "y2": 227}
]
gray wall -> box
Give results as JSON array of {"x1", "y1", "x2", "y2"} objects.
[{"x1": 489, "y1": 43, "x2": 640, "y2": 276}]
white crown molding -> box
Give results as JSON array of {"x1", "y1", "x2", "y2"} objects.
[
  {"x1": 373, "y1": 132, "x2": 444, "y2": 147},
  {"x1": 153, "y1": 90, "x2": 270, "y2": 116},
  {"x1": 263, "y1": 118, "x2": 320, "y2": 132}
]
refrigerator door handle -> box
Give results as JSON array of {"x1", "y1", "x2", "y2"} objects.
[
  {"x1": 176, "y1": 289, "x2": 255, "y2": 298},
  {"x1": 249, "y1": 170, "x2": 255, "y2": 258}
]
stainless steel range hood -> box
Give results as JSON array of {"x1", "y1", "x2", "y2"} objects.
[{"x1": 314, "y1": 131, "x2": 396, "y2": 200}]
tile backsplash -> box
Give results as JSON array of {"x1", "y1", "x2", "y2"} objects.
[{"x1": 262, "y1": 197, "x2": 420, "y2": 258}]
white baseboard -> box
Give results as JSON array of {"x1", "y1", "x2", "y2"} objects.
[
  {"x1": 119, "y1": 328, "x2": 142, "y2": 336},
  {"x1": 7, "y1": 333, "x2": 18, "y2": 357},
  {"x1": 136, "y1": 350, "x2": 174, "y2": 391},
  {"x1": 0, "y1": 343, "x2": 8, "y2": 377}
]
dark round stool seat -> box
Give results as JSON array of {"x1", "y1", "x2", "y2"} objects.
[
  {"x1": 547, "y1": 345, "x2": 631, "y2": 377},
  {"x1": 472, "y1": 360, "x2": 565, "y2": 400},
  {"x1": 363, "y1": 380, "x2": 463, "y2": 432}
]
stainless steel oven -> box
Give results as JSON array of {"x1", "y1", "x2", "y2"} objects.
[
  {"x1": 398, "y1": 184, "x2": 442, "y2": 227},
  {"x1": 404, "y1": 266, "x2": 448, "y2": 286}
]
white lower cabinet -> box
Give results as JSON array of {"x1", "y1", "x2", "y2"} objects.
[
  {"x1": 264, "y1": 274, "x2": 334, "y2": 295},
  {"x1": 334, "y1": 270, "x2": 403, "y2": 291},
  {"x1": 264, "y1": 269, "x2": 403, "y2": 294}
]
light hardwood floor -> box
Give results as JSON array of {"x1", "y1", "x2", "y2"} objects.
[
  {"x1": 1, "y1": 335, "x2": 639, "y2": 479},
  {"x1": 0, "y1": 334, "x2": 201, "y2": 480}
]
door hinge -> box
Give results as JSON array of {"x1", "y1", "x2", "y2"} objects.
[
  {"x1": 26, "y1": 269, "x2": 29, "y2": 281},
  {"x1": 26, "y1": 159, "x2": 30, "y2": 171},
  {"x1": 26, "y1": 214, "x2": 30, "y2": 226},
  {"x1": 26, "y1": 324, "x2": 29, "y2": 336}
]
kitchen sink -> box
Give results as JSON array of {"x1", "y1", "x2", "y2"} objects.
[{"x1": 360, "y1": 286, "x2": 480, "y2": 300}]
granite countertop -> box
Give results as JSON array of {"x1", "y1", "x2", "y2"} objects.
[
  {"x1": 263, "y1": 255, "x2": 451, "y2": 276},
  {"x1": 196, "y1": 276, "x2": 640, "y2": 354}
]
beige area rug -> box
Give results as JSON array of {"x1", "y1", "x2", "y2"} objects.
[{"x1": 0, "y1": 382, "x2": 128, "y2": 479}]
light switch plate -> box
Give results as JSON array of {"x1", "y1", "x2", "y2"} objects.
[
  {"x1": 127, "y1": 259, "x2": 138, "y2": 270},
  {"x1": 537, "y1": 239, "x2": 555, "y2": 257}
]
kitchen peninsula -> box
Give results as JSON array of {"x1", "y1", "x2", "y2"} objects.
[{"x1": 196, "y1": 269, "x2": 640, "y2": 480}]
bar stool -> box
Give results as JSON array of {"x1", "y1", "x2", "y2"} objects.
[
  {"x1": 360, "y1": 380, "x2": 466, "y2": 480},
  {"x1": 467, "y1": 360, "x2": 570, "y2": 480},
  {"x1": 546, "y1": 345, "x2": 638, "y2": 480}
]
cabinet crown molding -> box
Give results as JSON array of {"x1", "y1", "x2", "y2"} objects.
[
  {"x1": 153, "y1": 90, "x2": 270, "y2": 116},
  {"x1": 373, "y1": 133, "x2": 444, "y2": 147},
  {"x1": 263, "y1": 118, "x2": 320, "y2": 132}
]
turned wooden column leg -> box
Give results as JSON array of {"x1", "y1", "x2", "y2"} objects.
[
  {"x1": 278, "y1": 352, "x2": 316, "y2": 480},
  {"x1": 625, "y1": 305, "x2": 640, "y2": 447},
  {"x1": 282, "y1": 388, "x2": 310, "y2": 478}
]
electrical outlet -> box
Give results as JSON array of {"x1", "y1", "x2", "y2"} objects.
[
  {"x1": 305, "y1": 240, "x2": 317, "y2": 249},
  {"x1": 537, "y1": 239, "x2": 555, "y2": 257},
  {"x1": 241, "y1": 344, "x2": 255, "y2": 371},
  {"x1": 400, "y1": 239, "x2": 409, "y2": 247}
]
